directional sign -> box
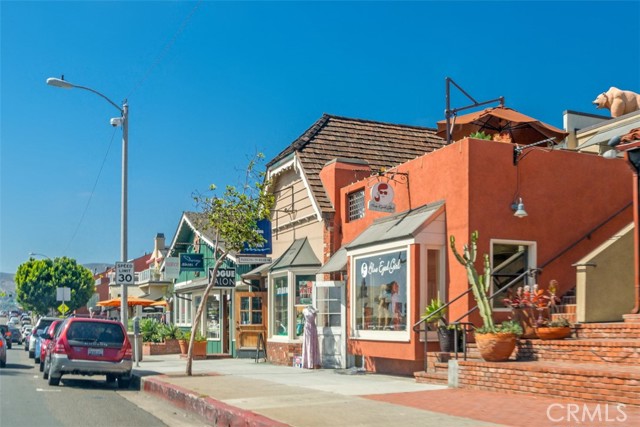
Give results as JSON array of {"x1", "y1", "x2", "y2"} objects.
[
  {"x1": 115, "y1": 262, "x2": 135, "y2": 285},
  {"x1": 56, "y1": 287, "x2": 70, "y2": 302},
  {"x1": 58, "y1": 303, "x2": 69, "y2": 315}
]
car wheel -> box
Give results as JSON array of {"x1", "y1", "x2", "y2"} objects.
[
  {"x1": 42, "y1": 366, "x2": 49, "y2": 379},
  {"x1": 117, "y1": 376, "x2": 131, "y2": 389},
  {"x1": 39, "y1": 360, "x2": 44, "y2": 372},
  {"x1": 6, "y1": 342, "x2": 11, "y2": 349},
  {"x1": 35, "y1": 356, "x2": 40, "y2": 364},
  {"x1": 48, "y1": 371, "x2": 61, "y2": 386},
  {"x1": 28, "y1": 350, "x2": 34, "y2": 359},
  {"x1": 106, "y1": 374, "x2": 116, "y2": 383},
  {"x1": 0, "y1": 360, "x2": 5, "y2": 368}
]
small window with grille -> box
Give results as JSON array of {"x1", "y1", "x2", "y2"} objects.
[{"x1": 347, "y1": 189, "x2": 365, "y2": 222}]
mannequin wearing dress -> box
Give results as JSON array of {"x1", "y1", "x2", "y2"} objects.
[{"x1": 302, "y1": 305, "x2": 320, "y2": 369}]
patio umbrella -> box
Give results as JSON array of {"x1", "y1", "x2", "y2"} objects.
[
  {"x1": 96, "y1": 296, "x2": 156, "y2": 307},
  {"x1": 436, "y1": 106, "x2": 568, "y2": 145},
  {"x1": 150, "y1": 300, "x2": 169, "y2": 307}
]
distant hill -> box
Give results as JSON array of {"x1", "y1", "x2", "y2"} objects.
[{"x1": 0, "y1": 272, "x2": 16, "y2": 295}]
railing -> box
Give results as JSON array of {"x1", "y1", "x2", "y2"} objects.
[
  {"x1": 414, "y1": 268, "x2": 540, "y2": 371},
  {"x1": 136, "y1": 268, "x2": 166, "y2": 283}
]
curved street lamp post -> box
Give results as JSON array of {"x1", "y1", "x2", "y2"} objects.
[{"x1": 46, "y1": 77, "x2": 130, "y2": 327}]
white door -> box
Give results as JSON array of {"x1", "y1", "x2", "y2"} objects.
[{"x1": 314, "y1": 282, "x2": 345, "y2": 369}]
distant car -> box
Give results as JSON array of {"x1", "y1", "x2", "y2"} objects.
[
  {"x1": 0, "y1": 334, "x2": 6, "y2": 368},
  {"x1": 39, "y1": 320, "x2": 62, "y2": 372},
  {"x1": 20, "y1": 316, "x2": 32, "y2": 326},
  {"x1": 23, "y1": 325, "x2": 33, "y2": 351},
  {"x1": 0, "y1": 325, "x2": 12, "y2": 349},
  {"x1": 7, "y1": 325, "x2": 22, "y2": 344},
  {"x1": 8, "y1": 316, "x2": 20, "y2": 326},
  {"x1": 29, "y1": 317, "x2": 58, "y2": 361},
  {"x1": 45, "y1": 317, "x2": 132, "y2": 388}
]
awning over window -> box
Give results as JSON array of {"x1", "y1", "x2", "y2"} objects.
[
  {"x1": 345, "y1": 200, "x2": 445, "y2": 251},
  {"x1": 316, "y1": 247, "x2": 347, "y2": 274},
  {"x1": 270, "y1": 237, "x2": 321, "y2": 271},
  {"x1": 241, "y1": 261, "x2": 273, "y2": 280}
]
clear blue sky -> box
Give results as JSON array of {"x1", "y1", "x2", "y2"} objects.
[{"x1": 1, "y1": 1, "x2": 639, "y2": 274}]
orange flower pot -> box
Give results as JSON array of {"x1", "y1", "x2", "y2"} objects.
[
  {"x1": 536, "y1": 327, "x2": 571, "y2": 340},
  {"x1": 475, "y1": 333, "x2": 517, "y2": 362}
]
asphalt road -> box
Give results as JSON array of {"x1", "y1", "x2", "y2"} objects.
[{"x1": 0, "y1": 344, "x2": 173, "y2": 427}]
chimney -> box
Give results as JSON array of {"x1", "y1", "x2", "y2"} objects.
[{"x1": 154, "y1": 233, "x2": 165, "y2": 254}]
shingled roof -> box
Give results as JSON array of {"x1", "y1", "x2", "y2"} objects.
[{"x1": 267, "y1": 114, "x2": 446, "y2": 213}]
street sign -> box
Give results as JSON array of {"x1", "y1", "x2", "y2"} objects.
[
  {"x1": 115, "y1": 262, "x2": 135, "y2": 285},
  {"x1": 208, "y1": 268, "x2": 236, "y2": 287},
  {"x1": 236, "y1": 256, "x2": 272, "y2": 265},
  {"x1": 58, "y1": 303, "x2": 69, "y2": 315},
  {"x1": 56, "y1": 287, "x2": 70, "y2": 302},
  {"x1": 164, "y1": 257, "x2": 180, "y2": 279}
]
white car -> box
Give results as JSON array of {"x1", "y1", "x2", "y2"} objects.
[{"x1": 22, "y1": 325, "x2": 33, "y2": 349}]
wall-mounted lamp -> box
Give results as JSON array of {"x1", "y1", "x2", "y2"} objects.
[{"x1": 511, "y1": 197, "x2": 528, "y2": 218}]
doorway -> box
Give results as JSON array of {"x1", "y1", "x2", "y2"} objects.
[{"x1": 314, "y1": 282, "x2": 345, "y2": 368}]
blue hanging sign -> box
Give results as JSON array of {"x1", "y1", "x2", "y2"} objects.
[
  {"x1": 179, "y1": 253, "x2": 204, "y2": 271},
  {"x1": 242, "y1": 219, "x2": 272, "y2": 255}
]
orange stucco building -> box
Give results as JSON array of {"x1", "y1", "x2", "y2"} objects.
[{"x1": 327, "y1": 137, "x2": 633, "y2": 375}]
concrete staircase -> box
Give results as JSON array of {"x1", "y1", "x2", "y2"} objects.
[{"x1": 415, "y1": 322, "x2": 640, "y2": 407}]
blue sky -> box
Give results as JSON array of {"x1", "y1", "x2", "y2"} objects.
[{"x1": 1, "y1": 1, "x2": 639, "y2": 274}]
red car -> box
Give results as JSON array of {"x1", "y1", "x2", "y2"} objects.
[
  {"x1": 44, "y1": 317, "x2": 132, "y2": 388},
  {"x1": 39, "y1": 320, "x2": 62, "y2": 372}
]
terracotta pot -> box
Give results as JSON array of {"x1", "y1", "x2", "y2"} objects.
[
  {"x1": 178, "y1": 339, "x2": 188, "y2": 355},
  {"x1": 193, "y1": 340, "x2": 207, "y2": 357},
  {"x1": 536, "y1": 326, "x2": 571, "y2": 340},
  {"x1": 475, "y1": 332, "x2": 517, "y2": 362}
]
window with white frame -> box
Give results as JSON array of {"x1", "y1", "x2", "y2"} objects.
[
  {"x1": 273, "y1": 276, "x2": 289, "y2": 336},
  {"x1": 353, "y1": 249, "x2": 408, "y2": 332},
  {"x1": 347, "y1": 189, "x2": 365, "y2": 222}
]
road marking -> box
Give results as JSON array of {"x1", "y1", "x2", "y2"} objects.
[{"x1": 36, "y1": 388, "x2": 61, "y2": 392}]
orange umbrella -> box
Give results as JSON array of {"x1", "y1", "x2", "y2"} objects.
[
  {"x1": 96, "y1": 296, "x2": 156, "y2": 307},
  {"x1": 150, "y1": 300, "x2": 169, "y2": 307},
  {"x1": 436, "y1": 106, "x2": 568, "y2": 145}
]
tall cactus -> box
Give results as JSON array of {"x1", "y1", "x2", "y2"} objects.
[{"x1": 450, "y1": 231, "x2": 495, "y2": 332}]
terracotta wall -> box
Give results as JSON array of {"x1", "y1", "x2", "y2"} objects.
[{"x1": 338, "y1": 138, "x2": 633, "y2": 366}]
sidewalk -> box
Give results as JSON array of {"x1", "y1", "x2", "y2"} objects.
[{"x1": 132, "y1": 355, "x2": 640, "y2": 427}]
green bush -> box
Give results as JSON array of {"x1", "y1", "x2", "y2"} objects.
[
  {"x1": 158, "y1": 323, "x2": 181, "y2": 340},
  {"x1": 140, "y1": 318, "x2": 161, "y2": 343}
]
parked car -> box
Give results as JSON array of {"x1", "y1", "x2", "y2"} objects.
[
  {"x1": 45, "y1": 318, "x2": 132, "y2": 388},
  {"x1": 0, "y1": 325, "x2": 12, "y2": 349},
  {"x1": 20, "y1": 316, "x2": 32, "y2": 326},
  {"x1": 39, "y1": 320, "x2": 62, "y2": 372},
  {"x1": 23, "y1": 325, "x2": 33, "y2": 351},
  {"x1": 0, "y1": 334, "x2": 6, "y2": 368},
  {"x1": 7, "y1": 325, "x2": 22, "y2": 344},
  {"x1": 29, "y1": 317, "x2": 58, "y2": 361},
  {"x1": 8, "y1": 316, "x2": 20, "y2": 326}
]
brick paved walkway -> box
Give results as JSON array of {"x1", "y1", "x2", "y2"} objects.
[{"x1": 365, "y1": 388, "x2": 640, "y2": 427}]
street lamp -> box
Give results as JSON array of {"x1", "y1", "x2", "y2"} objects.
[
  {"x1": 46, "y1": 77, "x2": 130, "y2": 326},
  {"x1": 29, "y1": 252, "x2": 52, "y2": 260}
]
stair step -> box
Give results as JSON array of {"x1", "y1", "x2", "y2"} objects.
[
  {"x1": 414, "y1": 370, "x2": 448, "y2": 385},
  {"x1": 457, "y1": 360, "x2": 640, "y2": 407},
  {"x1": 551, "y1": 313, "x2": 576, "y2": 323},
  {"x1": 517, "y1": 338, "x2": 640, "y2": 365},
  {"x1": 574, "y1": 322, "x2": 640, "y2": 339}
]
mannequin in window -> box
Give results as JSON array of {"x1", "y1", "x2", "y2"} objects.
[
  {"x1": 301, "y1": 305, "x2": 320, "y2": 369},
  {"x1": 377, "y1": 284, "x2": 391, "y2": 328}
]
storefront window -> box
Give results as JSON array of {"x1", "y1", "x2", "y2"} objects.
[
  {"x1": 354, "y1": 250, "x2": 408, "y2": 332},
  {"x1": 206, "y1": 294, "x2": 220, "y2": 339},
  {"x1": 295, "y1": 275, "x2": 314, "y2": 337},
  {"x1": 185, "y1": 293, "x2": 192, "y2": 325},
  {"x1": 273, "y1": 276, "x2": 288, "y2": 336}
]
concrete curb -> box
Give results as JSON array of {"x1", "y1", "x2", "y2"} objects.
[{"x1": 139, "y1": 375, "x2": 290, "y2": 427}]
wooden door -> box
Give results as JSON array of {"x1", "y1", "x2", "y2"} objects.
[{"x1": 235, "y1": 292, "x2": 267, "y2": 349}]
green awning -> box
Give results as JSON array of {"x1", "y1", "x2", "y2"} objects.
[
  {"x1": 270, "y1": 237, "x2": 321, "y2": 271},
  {"x1": 317, "y1": 247, "x2": 347, "y2": 274}
]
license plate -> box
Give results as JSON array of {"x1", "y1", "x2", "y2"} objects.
[{"x1": 88, "y1": 348, "x2": 103, "y2": 356}]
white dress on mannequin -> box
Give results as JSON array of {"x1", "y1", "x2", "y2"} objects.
[{"x1": 302, "y1": 306, "x2": 320, "y2": 369}]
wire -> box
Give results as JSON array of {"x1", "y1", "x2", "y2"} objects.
[
  {"x1": 63, "y1": 128, "x2": 118, "y2": 253},
  {"x1": 126, "y1": 0, "x2": 203, "y2": 99}
]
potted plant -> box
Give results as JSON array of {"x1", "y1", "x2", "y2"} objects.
[
  {"x1": 422, "y1": 298, "x2": 461, "y2": 353},
  {"x1": 178, "y1": 330, "x2": 189, "y2": 355},
  {"x1": 192, "y1": 331, "x2": 208, "y2": 358},
  {"x1": 536, "y1": 317, "x2": 572, "y2": 340},
  {"x1": 450, "y1": 231, "x2": 522, "y2": 362}
]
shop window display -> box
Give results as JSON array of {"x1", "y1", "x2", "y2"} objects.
[
  {"x1": 354, "y1": 250, "x2": 407, "y2": 331},
  {"x1": 273, "y1": 276, "x2": 289, "y2": 336},
  {"x1": 206, "y1": 295, "x2": 220, "y2": 339}
]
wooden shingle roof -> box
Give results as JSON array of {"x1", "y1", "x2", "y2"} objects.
[{"x1": 267, "y1": 114, "x2": 446, "y2": 213}]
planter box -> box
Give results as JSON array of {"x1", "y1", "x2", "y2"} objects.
[{"x1": 143, "y1": 339, "x2": 181, "y2": 356}]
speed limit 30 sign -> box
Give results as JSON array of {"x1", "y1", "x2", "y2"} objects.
[{"x1": 115, "y1": 262, "x2": 135, "y2": 285}]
